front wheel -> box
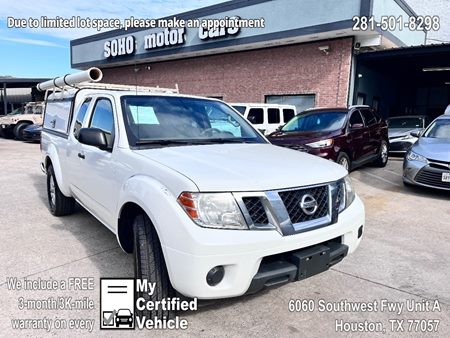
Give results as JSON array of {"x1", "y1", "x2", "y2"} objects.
[
  {"x1": 374, "y1": 140, "x2": 388, "y2": 167},
  {"x1": 13, "y1": 122, "x2": 31, "y2": 141},
  {"x1": 46, "y1": 165, "x2": 75, "y2": 216},
  {"x1": 336, "y1": 152, "x2": 351, "y2": 171},
  {"x1": 133, "y1": 213, "x2": 175, "y2": 320}
]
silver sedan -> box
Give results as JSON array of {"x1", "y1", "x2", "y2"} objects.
[{"x1": 403, "y1": 114, "x2": 450, "y2": 190}]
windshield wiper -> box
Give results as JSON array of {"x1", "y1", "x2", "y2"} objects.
[
  {"x1": 135, "y1": 139, "x2": 199, "y2": 146},
  {"x1": 201, "y1": 138, "x2": 254, "y2": 144}
]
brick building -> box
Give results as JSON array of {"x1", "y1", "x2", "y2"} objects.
[{"x1": 71, "y1": 0, "x2": 426, "y2": 113}]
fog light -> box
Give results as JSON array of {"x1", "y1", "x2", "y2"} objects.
[
  {"x1": 358, "y1": 225, "x2": 363, "y2": 238},
  {"x1": 206, "y1": 266, "x2": 225, "y2": 286}
]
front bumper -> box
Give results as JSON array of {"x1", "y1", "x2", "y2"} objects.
[
  {"x1": 389, "y1": 138, "x2": 415, "y2": 153},
  {"x1": 403, "y1": 158, "x2": 450, "y2": 190},
  {"x1": 163, "y1": 196, "x2": 364, "y2": 299}
]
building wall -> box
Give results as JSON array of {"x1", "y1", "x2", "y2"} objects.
[{"x1": 101, "y1": 38, "x2": 353, "y2": 108}]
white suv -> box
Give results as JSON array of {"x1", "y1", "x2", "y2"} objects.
[{"x1": 231, "y1": 103, "x2": 297, "y2": 135}]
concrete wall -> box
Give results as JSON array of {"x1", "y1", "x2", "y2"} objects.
[{"x1": 101, "y1": 38, "x2": 353, "y2": 108}]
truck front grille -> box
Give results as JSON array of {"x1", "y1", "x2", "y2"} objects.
[
  {"x1": 278, "y1": 185, "x2": 329, "y2": 224},
  {"x1": 242, "y1": 197, "x2": 269, "y2": 225}
]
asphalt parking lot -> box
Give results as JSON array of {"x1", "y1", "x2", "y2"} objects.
[{"x1": 1, "y1": 138, "x2": 449, "y2": 337}]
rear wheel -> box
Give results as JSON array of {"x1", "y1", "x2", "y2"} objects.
[
  {"x1": 46, "y1": 165, "x2": 75, "y2": 216},
  {"x1": 374, "y1": 140, "x2": 389, "y2": 167},
  {"x1": 133, "y1": 213, "x2": 175, "y2": 320},
  {"x1": 13, "y1": 122, "x2": 31, "y2": 141},
  {"x1": 336, "y1": 152, "x2": 351, "y2": 171}
]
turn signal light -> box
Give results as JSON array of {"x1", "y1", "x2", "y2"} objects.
[{"x1": 177, "y1": 192, "x2": 198, "y2": 219}]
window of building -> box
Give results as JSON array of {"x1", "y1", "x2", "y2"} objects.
[
  {"x1": 247, "y1": 108, "x2": 264, "y2": 124},
  {"x1": 267, "y1": 108, "x2": 280, "y2": 124},
  {"x1": 265, "y1": 94, "x2": 315, "y2": 113},
  {"x1": 232, "y1": 105, "x2": 246, "y2": 114}
]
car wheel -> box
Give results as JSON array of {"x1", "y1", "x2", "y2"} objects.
[
  {"x1": 337, "y1": 152, "x2": 351, "y2": 171},
  {"x1": 374, "y1": 141, "x2": 389, "y2": 167},
  {"x1": 13, "y1": 122, "x2": 31, "y2": 141},
  {"x1": 133, "y1": 213, "x2": 175, "y2": 320},
  {"x1": 46, "y1": 165, "x2": 75, "y2": 216}
]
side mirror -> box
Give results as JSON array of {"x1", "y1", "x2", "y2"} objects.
[
  {"x1": 410, "y1": 130, "x2": 421, "y2": 138},
  {"x1": 350, "y1": 123, "x2": 364, "y2": 129},
  {"x1": 276, "y1": 124, "x2": 285, "y2": 131},
  {"x1": 78, "y1": 128, "x2": 108, "y2": 150}
]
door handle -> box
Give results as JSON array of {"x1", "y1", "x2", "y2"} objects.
[{"x1": 78, "y1": 153, "x2": 85, "y2": 159}]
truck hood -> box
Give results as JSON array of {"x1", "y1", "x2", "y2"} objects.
[{"x1": 134, "y1": 143, "x2": 347, "y2": 192}]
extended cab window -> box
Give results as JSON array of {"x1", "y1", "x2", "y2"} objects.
[
  {"x1": 89, "y1": 99, "x2": 115, "y2": 148},
  {"x1": 73, "y1": 98, "x2": 91, "y2": 138},
  {"x1": 268, "y1": 108, "x2": 280, "y2": 124},
  {"x1": 247, "y1": 108, "x2": 264, "y2": 124}
]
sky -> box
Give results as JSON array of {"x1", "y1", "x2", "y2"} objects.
[
  {"x1": 0, "y1": 0, "x2": 449, "y2": 78},
  {"x1": 0, "y1": 0, "x2": 222, "y2": 78}
]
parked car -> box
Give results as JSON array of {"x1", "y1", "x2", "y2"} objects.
[
  {"x1": 0, "y1": 108, "x2": 24, "y2": 138},
  {"x1": 403, "y1": 114, "x2": 450, "y2": 190},
  {"x1": 0, "y1": 102, "x2": 44, "y2": 140},
  {"x1": 387, "y1": 115, "x2": 428, "y2": 154},
  {"x1": 230, "y1": 103, "x2": 297, "y2": 135},
  {"x1": 22, "y1": 123, "x2": 42, "y2": 142},
  {"x1": 268, "y1": 106, "x2": 389, "y2": 171}
]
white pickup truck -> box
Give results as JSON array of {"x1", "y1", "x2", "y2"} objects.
[{"x1": 40, "y1": 69, "x2": 364, "y2": 317}]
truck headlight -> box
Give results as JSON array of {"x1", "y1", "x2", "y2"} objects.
[
  {"x1": 406, "y1": 150, "x2": 428, "y2": 163},
  {"x1": 306, "y1": 138, "x2": 333, "y2": 148},
  {"x1": 338, "y1": 176, "x2": 355, "y2": 213},
  {"x1": 178, "y1": 192, "x2": 248, "y2": 230}
]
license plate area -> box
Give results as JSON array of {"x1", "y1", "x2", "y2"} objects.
[
  {"x1": 288, "y1": 245, "x2": 330, "y2": 280},
  {"x1": 442, "y1": 172, "x2": 450, "y2": 182}
]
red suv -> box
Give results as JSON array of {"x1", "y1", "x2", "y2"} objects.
[{"x1": 268, "y1": 106, "x2": 389, "y2": 171}]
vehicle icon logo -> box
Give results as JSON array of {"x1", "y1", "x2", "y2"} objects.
[{"x1": 299, "y1": 194, "x2": 318, "y2": 215}]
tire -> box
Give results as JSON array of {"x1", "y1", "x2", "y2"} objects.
[
  {"x1": 133, "y1": 213, "x2": 175, "y2": 320},
  {"x1": 46, "y1": 165, "x2": 75, "y2": 216},
  {"x1": 374, "y1": 140, "x2": 389, "y2": 167},
  {"x1": 336, "y1": 152, "x2": 351, "y2": 171},
  {"x1": 13, "y1": 122, "x2": 31, "y2": 141}
]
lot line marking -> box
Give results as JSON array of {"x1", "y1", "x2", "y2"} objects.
[
  {"x1": 331, "y1": 268, "x2": 450, "y2": 306},
  {"x1": 354, "y1": 171, "x2": 401, "y2": 187},
  {"x1": 0, "y1": 246, "x2": 119, "y2": 287}
]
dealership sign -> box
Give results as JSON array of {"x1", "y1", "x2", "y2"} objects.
[{"x1": 103, "y1": 25, "x2": 240, "y2": 58}]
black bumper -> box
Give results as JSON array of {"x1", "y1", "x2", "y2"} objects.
[{"x1": 245, "y1": 242, "x2": 348, "y2": 295}]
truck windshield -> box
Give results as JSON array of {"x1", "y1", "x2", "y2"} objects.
[
  {"x1": 121, "y1": 96, "x2": 266, "y2": 147},
  {"x1": 282, "y1": 111, "x2": 347, "y2": 133}
]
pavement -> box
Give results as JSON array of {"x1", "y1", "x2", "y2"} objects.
[{"x1": 0, "y1": 138, "x2": 449, "y2": 337}]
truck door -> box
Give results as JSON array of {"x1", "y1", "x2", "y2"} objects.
[{"x1": 75, "y1": 96, "x2": 120, "y2": 226}]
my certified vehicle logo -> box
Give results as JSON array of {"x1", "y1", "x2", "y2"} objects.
[{"x1": 299, "y1": 194, "x2": 318, "y2": 215}]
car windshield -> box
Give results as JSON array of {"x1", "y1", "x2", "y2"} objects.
[
  {"x1": 282, "y1": 111, "x2": 347, "y2": 132},
  {"x1": 121, "y1": 96, "x2": 266, "y2": 147},
  {"x1": 422, "y1": 119, "x2": 450, "y2": 139},
  {"x1": 117, "y1": 309, "x2": 131, "y2": 316},
  {"x1": 388, "y1": 117, "x2": 424, "y2": 129}
]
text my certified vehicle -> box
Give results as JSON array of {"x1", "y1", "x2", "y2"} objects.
[
  {"x1": 403, "y1": 114, "x2": 450, "y2": 190},
  {"x1": 39, "y1": 69, "x2": 365, "y2": 319}
]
